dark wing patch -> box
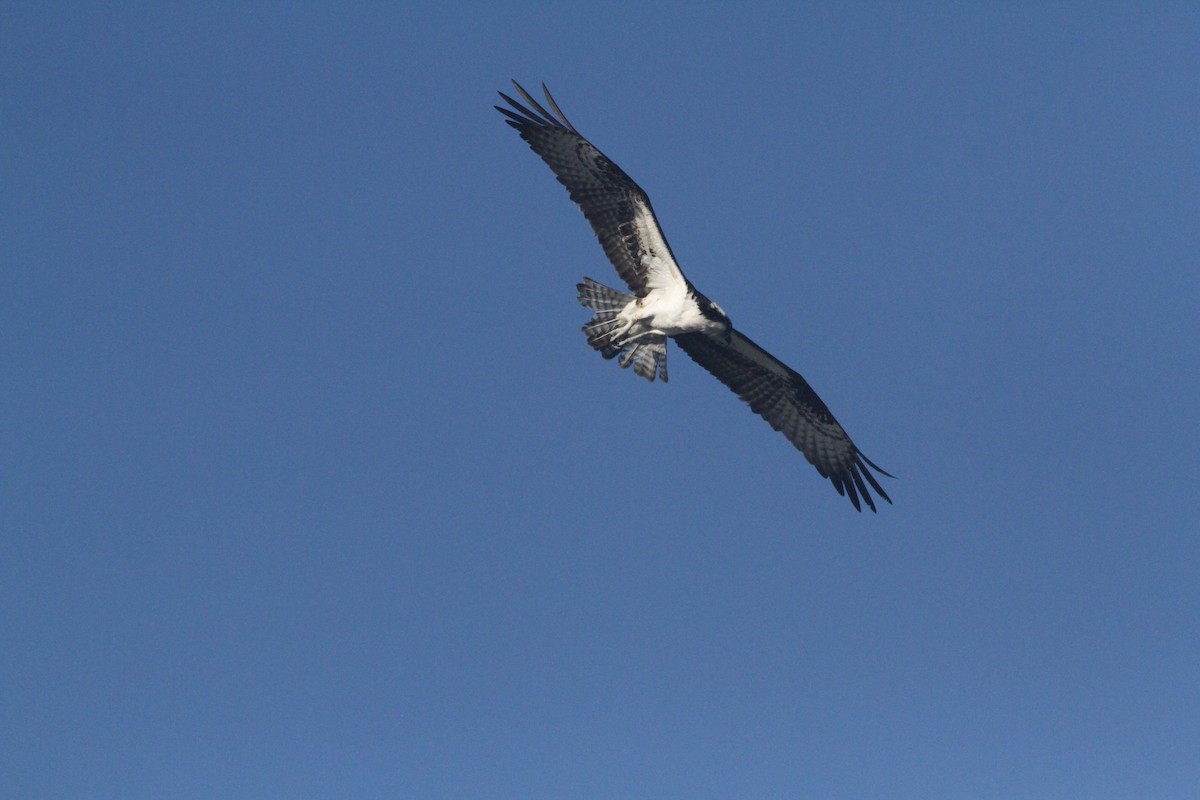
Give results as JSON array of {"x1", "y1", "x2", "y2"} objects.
[
  {"x1": 675, "y1": 330, "x2": 893, "y2": 512},
  {"x1": 496, "y1": 81, "x2": 680, "y2": 296}
]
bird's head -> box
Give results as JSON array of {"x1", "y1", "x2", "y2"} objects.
[{"x1": 702, "y1": 299, "x2": 733, "y2": 343}]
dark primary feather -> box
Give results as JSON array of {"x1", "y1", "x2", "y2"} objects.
[{"x1": 496, "y1": 81, "x2": 678, "y2": 296}]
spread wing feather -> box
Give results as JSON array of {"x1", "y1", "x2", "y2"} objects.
[
  {"x1": 674, "y1": 330, "x2": 893, "y2": 512},
  {"x1": 498, "y1": 81, "x2": 893, "y2": 512},
  {"x1": 496, "y1": 81, "x2": 685, "y2": 296}
]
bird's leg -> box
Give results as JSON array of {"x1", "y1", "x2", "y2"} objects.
[
  {"x1": 615, "y1": 329, "x2": 661, "y2": 345},
  {"x1": 606, "y1": 321, "x2": 633, "y2": 345},
  {"x1": 605, "y1": 304, "x2": 640, "y2": 345}
]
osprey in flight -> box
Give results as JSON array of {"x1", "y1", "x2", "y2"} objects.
[{"x1": 497, "y1": 82, "x2": 893, "y2": 512}]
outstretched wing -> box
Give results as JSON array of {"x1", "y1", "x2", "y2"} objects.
[
  {"x1": 496, "y1": 81, "x2": 686, "y2": 296},
  {"x1": 674, "y1": 330, "x2": 893, "y2": 512}
]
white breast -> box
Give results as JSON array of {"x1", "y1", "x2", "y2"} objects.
[{"x1": 634, "y1": 286, "x2": 723, "y2": 337}]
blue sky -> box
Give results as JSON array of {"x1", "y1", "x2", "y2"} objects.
[{"x1": 3, "y1": 3, "x2": 1198, "y2": 798}]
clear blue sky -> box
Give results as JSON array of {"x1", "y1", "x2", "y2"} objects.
[{"x1": 4, "y1": 4, "x2": 1198, "y2": 798}]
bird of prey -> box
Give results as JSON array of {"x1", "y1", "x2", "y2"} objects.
[{"x1": 496, "y1": 81, "x2": 893, "y2": 512}]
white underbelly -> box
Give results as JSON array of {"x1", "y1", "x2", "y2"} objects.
[{"x1": 625, "y1": 288, "x2": 718, "y2": 337}]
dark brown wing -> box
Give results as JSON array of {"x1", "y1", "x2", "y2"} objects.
[
  {"x1": 496, "y1": 81, "x2": 687, "y2": 296},
  {"x1": 675, "y1": 329, "x2": 893, "y2": 512}
]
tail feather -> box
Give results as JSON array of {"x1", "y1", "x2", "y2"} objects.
[
  {"x1": 620, "y1": 338, "x2": 668, "y2": 382},
  {"x1": 577, "y1": 277, "x2": 629, "y2": 313},
  {"x1": 576, "y1": 277, "x2": 668, "y2": 383}
]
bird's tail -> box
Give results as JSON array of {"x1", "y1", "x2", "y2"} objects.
[{"x1": 576, "y1": 277, "x2": 668, "y2": 383}]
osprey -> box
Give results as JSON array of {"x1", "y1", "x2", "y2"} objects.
[{"x1": 497, "y1": 82, "x2": 893, "y2": 512}]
